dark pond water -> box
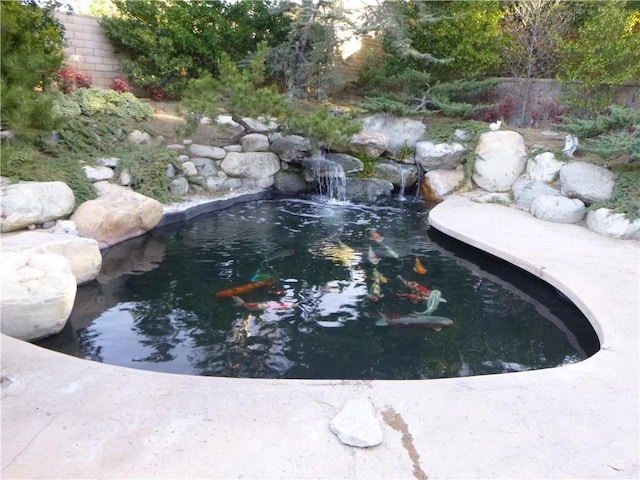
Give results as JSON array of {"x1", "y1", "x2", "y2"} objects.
[{"x1": 38, "y1": 196, "x2": 599, "y2": 380}]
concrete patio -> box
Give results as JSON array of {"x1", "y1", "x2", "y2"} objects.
[{"x1": 2, "y1": 194, "x2": 639, "y2": 479}]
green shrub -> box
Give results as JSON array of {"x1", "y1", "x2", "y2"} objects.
[
  {"x1": 1, "y1": 140, "x2": 95, "y2": 207},
  {"x1": 72, "y1": 88, "x2": 154, "y2": 120},
  {"x1": 114, "y1": 147, "x2": 178, "y2": 204},
  {"x1": 288, "y1": 105, "x2": 361, "y2": 150},
  {"x1": 591, "y1": 164, "x2": 640, "y2": 220}
]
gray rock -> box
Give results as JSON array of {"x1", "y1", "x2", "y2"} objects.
[
  {"x1": 1, "y1": 181, "x2": 75, "y2": 232},
  {"x1": 273, "y1": 170, "x2": 312, "y2": 195},
  {"x1": 530, "y1": 195, "x2": 586, "y2": 224},
  {"x1": 170, "y1": 176, "x2": 189, "y2": 196},
  {"x1": 585, "y1": 208, "x2": 640, "y2": 239},
  {"x1": 95, "y1": 157, "x2": 120, "y2": 168},
  {"x1": 361, "y1": 115, "x2": 426, "y2": 156},
  {"x1": 473, "y1": 131, "x2": 527, "y2": 192},
  {"x1": 224, "y1": 144, "x2": 243, "y2": 153},
  {"x1": 0, "y1": 252, "x2": 76, "y2": 341},
  {"x1": 559, "y1": 162, "x2": 615, "y2": 205},
  {"x1": 190, "y1": 157, "x2": 217, "y2": 177},
  {"x1": 240, "y1": 117, "x2": 278, "y2": 133},
  {"x1": 325, "y1": 153, "x2": 364, "y2": 175},
  {"x1": 269, "y1": 134, "x2": 312, "y2": 163},
  {"x1": 373, "y1": 160, "x2": 418, "y2": 188},
  {"x1": 329, "y1": 398, "x2": 383, "y2": 448},
  {"x1": 241, "y1": 133, "x2": 270, "y2": 152},
  {"x1": 526, "y1": 152, "x2": 565, "y2": 183},
  {"x1": 189, "y1": 144, "x2": 226, "y2": 160},
  {"x1": 471, "y1": 192, "x2": 512, "y2": 204},
  {"x1": 205, "y1": 176, "x2": 226, "y2": 192},
  {"x1": 126, "y1": 130, "x2": 152, "y2": 145},
  {"x1": 512, "y1": 178, "x2": 561, "y2": 210},
  {"x1": 345, "y1": 178, "x2": 393, "y2": 205},
  {"x1": 118, "y1": 169, "x2": 132, "y2": 186},
  {"x1": 414, "y1": 141, "x2": 466, "y2": 171},
  {"x1": 221, "y1": 152, "x2": 281, "y2": 179}
]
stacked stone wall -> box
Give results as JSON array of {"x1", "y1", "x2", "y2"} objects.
[{"x1": 56, "y1": 13, "x2": 125, "y2": 89}]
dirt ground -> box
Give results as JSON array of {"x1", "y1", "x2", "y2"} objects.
[{"x1": 141, "y1": 100, "x2": 598, "y2": 163}]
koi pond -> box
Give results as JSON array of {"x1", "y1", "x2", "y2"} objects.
[{"x1": 38, "y1": 196, "x2": 599, "y2": 379}]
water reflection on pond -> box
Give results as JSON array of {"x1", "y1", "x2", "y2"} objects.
[{"x1": 38, "y1": 197, "x2": 599, "y2": 379}]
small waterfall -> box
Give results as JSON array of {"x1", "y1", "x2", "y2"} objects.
[
  {"x1": 397, "y1": 165, "x2": 407, "y2": 201},
  {"x1": 308, "y1": 153, "x2": 347, "y2": 203}
]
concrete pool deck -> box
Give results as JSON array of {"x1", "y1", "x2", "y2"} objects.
[{"x1": 2, "y1": 194, "x2": 639, "y2": 479}]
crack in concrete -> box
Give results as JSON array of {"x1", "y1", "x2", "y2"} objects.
[{"x1": 382, "y1": 406, "x2": 428, "y2": 480}]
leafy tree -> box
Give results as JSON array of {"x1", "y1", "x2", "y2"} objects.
[
  {"x1": 1, "y1": 0, "x2": 67, "y2": 131},
  {"x1": 101, "y1": 0, "x2": 291, "y2": 98},
  {"x1": 267, "y1": 0, "x2": 352, "y2": 99},
  {"x1": 501, "y1": 0, "x2": 576, "y2": 126},
  {"x1": 557, "y1": 0, "x2": 640, "y2": 114},
  {"x1": 408, "y1": 0, "x2": 507, "y2": 82}
]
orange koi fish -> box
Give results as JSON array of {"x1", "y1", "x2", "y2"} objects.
[
  {"x1": 369, "y1": 229, "x2": 384, "y2": 243},
  {"x1": 214, "y1": 278, "x2": 275, "y2": 298},
  {"x1": 397, "y1": 275, "x2": 430, "y2": 297},
  {"x1": 413, "y1": 256, "x2": 427, "y2": 275},
  {"x1": 232, "y1": 296, "x2": 296, "y2": 311}
]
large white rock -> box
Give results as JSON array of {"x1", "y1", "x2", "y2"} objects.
[
  {"x1": 221, "y1": 152, "x2": 281, "y2": 179},
  {"x1": 526, "y1": 152, "x2": 565, "y2": 183},
  {"x1": 329, "y1": 398, "x2": 383, "y2": 448},
  {"x1": 1, "y1": 231, "x2": 101, "y2": 285},
  {"x1": 71, "y1": 189, "x2": 163, "y2": 249},
  {"x1": 512, "y1": 178, "x2": 561, "y2": 210},
  {"x1": 83, "y1": 165, "x2": 114, "y2": 182},
  {"x1": 530, "y1": 195, "x2": 586, "y2": 224},
  {"x1": 472, "y1": 131, "x2": 527, "y2": 192},
  {"x1": 0, "y1": 252, "x2": 77, "y2": 341},
  {"x1": 414, "y1": 141, "x2": 466, "y2": 171},
  {"x1": 585, "y1": 208, "x2": 640, "y2": 239},
  {"x1": 0, "y1": 181, "x2": 75, "y2": 232},
  {"x1": 361, "y1": 115, "x2": 426, "y2": 156}
]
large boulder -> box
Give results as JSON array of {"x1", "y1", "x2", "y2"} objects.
[
  {"x1": 221, "y1": 152, "x2": 281, "y2": 179},
  {"x1": 372, "y1": 161, "x2": 418, "y2": 188},
  {"x1": 1, "y1": 231, "x2": 102, "y2": 285},
  {"x1": 472, "y1": 131, "x2": 527, "y2": 192},
  {"x1": 71, "y1": 189, "x2": 163, "y2": 249},
  {"x1": 325, "y1": 153, "x2": 364, "y2": 175},
  {"x1": 414, "y1": 141, "x2": 466, "y2": 171},
  {"x1": 585, "y1": 208, "x2": 640, "y2": 239},
  {"x1": 1, "y1": 252, "x2": 77, "y2": 341},
  {"x1": 269, "y1": 134, "x2": 312, "y2": 163},
  {"x1": 559, "y1": 162, "x2": 615, "y2": 205},
  {"x1": 530, "y1": 196, "x2": 586, "y2": 224},
  {"x1": 361, "y1": 115, "x2": 426, "y2": 156},
  {"x1": 241, "y1": 133, "x2": 270, "y2": 152},
  {"x1": 1, "y1": 181, "x2": 75, "y2": 232},
  {"x1": 526, "y1": 152, "x2": 565, "y2": 183},
  {"x1": 420, "y1": 169, "x2": 465, "y2": 203},
  {"x1": 273, "y1": 170, "x2": 313, "y2": 195},
  {"x1": 349, "y1": 131, "x2": 389, "y2": 158},
  {"x1": 345, "y1": 178, "x2": 393, "y2": 204}
]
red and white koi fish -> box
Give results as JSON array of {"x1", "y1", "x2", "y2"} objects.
[
  {"x1": 214, "y1": 278, "x2": 275, "y2": 298},
  {"x1": 413, "y1": 256, "x2": 427, "y2": 275},
  {"x1": 232, "y1": 296, "x2": 296, "y2": 311},
  {"x1": 395, "y1": 292, "x2": 427, "y2": 303},
  {"x1": 369, "y1": 229, "x2": 384, "y2": 243},
  {"x1": 368, "y1": 280, "x2": 383, "y2": 302},
  {"x1": 397, "y1": 275, "x2": 430, "y2": 296},
  {"x1": 367, "y1": 245, "x2": 380, "y2": 265}
]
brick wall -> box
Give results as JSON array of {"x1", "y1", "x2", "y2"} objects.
[{"x1": 57, "y1": 13, "x2": 125, "y2": 89}]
